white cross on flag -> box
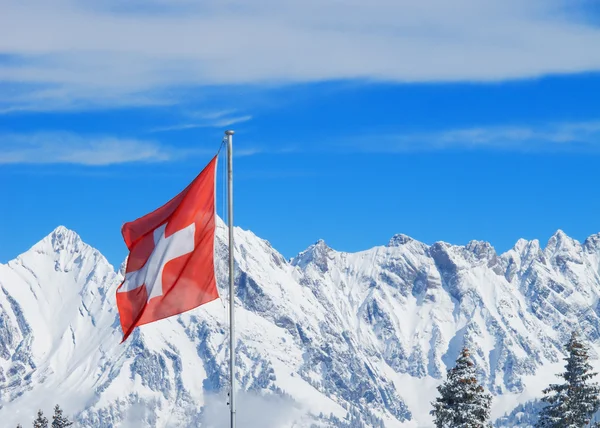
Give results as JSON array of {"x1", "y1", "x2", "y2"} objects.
[{"x1": 116, "y1": 156, "x2": 219, "y2": 342}]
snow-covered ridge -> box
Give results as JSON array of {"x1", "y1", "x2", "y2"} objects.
[{"x1": 1, "y1": 225, "x2": 600, "y2": 427}]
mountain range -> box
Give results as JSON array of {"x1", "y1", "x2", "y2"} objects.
[{"x1": 2, "y1": 221, "x2": 600, "y2": 427}]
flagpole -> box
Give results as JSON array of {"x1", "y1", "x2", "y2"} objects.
[{"x1": 225, "y1": 129, "x2": 236, "y2": 428}]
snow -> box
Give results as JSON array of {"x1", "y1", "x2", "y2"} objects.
[{"x1": 1, "y1": 224, "x2": 600, "y2": 426}]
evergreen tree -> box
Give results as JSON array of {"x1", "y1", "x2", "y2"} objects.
[
  {"x1": 51, "y1": 405, "x2": 73, "y2": 428},
  {"x1": 430, "y1": 347, "x2": 492, "y2": 427},
  {"x1": 33, "y1": 410, "x2": 48, "y2": 428},
  {"x1": 536, "y1": 331, "x2": 600, "y2": 428}
]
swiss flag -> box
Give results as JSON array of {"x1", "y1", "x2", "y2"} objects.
[{"x1": 116, "y1": 156, "x2": 219, "y2": 342}]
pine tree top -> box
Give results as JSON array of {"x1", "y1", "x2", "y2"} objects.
[
  {"x1": 33, "y1": 410, "x2": 48, "y2": 428},
  {"x1": 431, "y1": 346, "x2": 492, "y2": 428},
  {"x1": 536, "y1": 330, "x2": 600, "y2": 428},
  {"x1": 51, "y1": 405, "x2": 73, "y2": 428}
]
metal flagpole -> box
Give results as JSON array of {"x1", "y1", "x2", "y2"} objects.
[{"x1": 225, "y1": 129, "x2": 236, "y2": 428}]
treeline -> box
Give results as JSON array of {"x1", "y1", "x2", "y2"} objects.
[
  {"x1": 16, "y1": 404, "x2": 72, "y2": 428},
  {"x1": 431, "y1": 331, "x2": 600, "y2": 427}
]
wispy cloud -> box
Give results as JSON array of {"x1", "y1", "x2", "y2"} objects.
[
  {"x1": 342, "y1": 120, "x2": 600, "y2": 153},
  {"x1": 151, "y1": 111, "x2": 252, "y2": 133},
  {"x1": 0, "y1": 133, "x2": 198, "y2": 165},
  {"x1": 1, "y1": 0, "x2": 600, "y2": 111},
  {"x1": 0, "y1": 132, "x2": 268, "y2": 165},
  {"x1": 210, "y1": 115, "x2": 253, "y2": 128}
]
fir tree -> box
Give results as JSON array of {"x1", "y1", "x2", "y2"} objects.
[
  {"x1": 33, "y1": 410, "x2": 48, "y2": 428},
  {"x1": 51, "y1": 405, "x2": 73, "y2": 428},
  {"x1": 430, "y1": 347, "x2": 492, "y2": 427},
  {"x1": 536, "y1": 331, "x2": 600, "y2": 428}
]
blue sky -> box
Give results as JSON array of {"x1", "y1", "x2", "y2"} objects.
[{"x1": 2, "y1": 0, "x2": 600, "y2": 267}]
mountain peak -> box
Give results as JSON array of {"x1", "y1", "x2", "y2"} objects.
[
  {"x1": 584, "y1": 233, "x2": 600, "y2": 253},
  {"x1": 20, "y1": 225, "x2": 90, "y2": 262},
  {"x1": 545, "y1": 229, "x2": 579, "y2": 253},
  {"x1": 291, "y1": 239, "x2": 332, "y2": 271},
  {"x1": 314, "y1": 239, "x2": 328, "y2": 247},
  {"x1": 387, "y1": 234, "x2": 414, "y2": 247},
  {"x1": 48, "y1": 225, "x2": 84, "y2": 251},
  {"x1": 465, "y1": 240, "x2": 497, "y2": 259},
  {"x1": 513, "y1": 238, "x2": 528, "y2": 253}
]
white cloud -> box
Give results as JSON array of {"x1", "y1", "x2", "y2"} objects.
[
  {"x1": 210, "y1": 115, "x2": 253, "y2": 128},
  {"x1": 342, "y1": 120, "x2": 600, "y2": 152},
  {"x1": 0, "y1": 132, "x2": 265, "y2": 165},
  {"x1": 1, "y1": 0, "x2": 600, "y2": 110},
  {"x1": 151, "y1": 112, "x2": 252, "y2": 133},
  {"x1": 0, "y1": 133, "x2": 195, "y2": 165}
]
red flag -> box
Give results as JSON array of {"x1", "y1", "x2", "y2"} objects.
[{"x1": 116, "y1": 156, "x2": 219, "y2": 342}]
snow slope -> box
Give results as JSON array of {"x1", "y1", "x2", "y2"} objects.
[{"x1": 2, "y1": 222, "x2": 600, "y2": 427}]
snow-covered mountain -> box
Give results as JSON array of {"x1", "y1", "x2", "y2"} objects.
[{"x1": 2, "y1": 222, "x2": 600, "y2": 427}]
